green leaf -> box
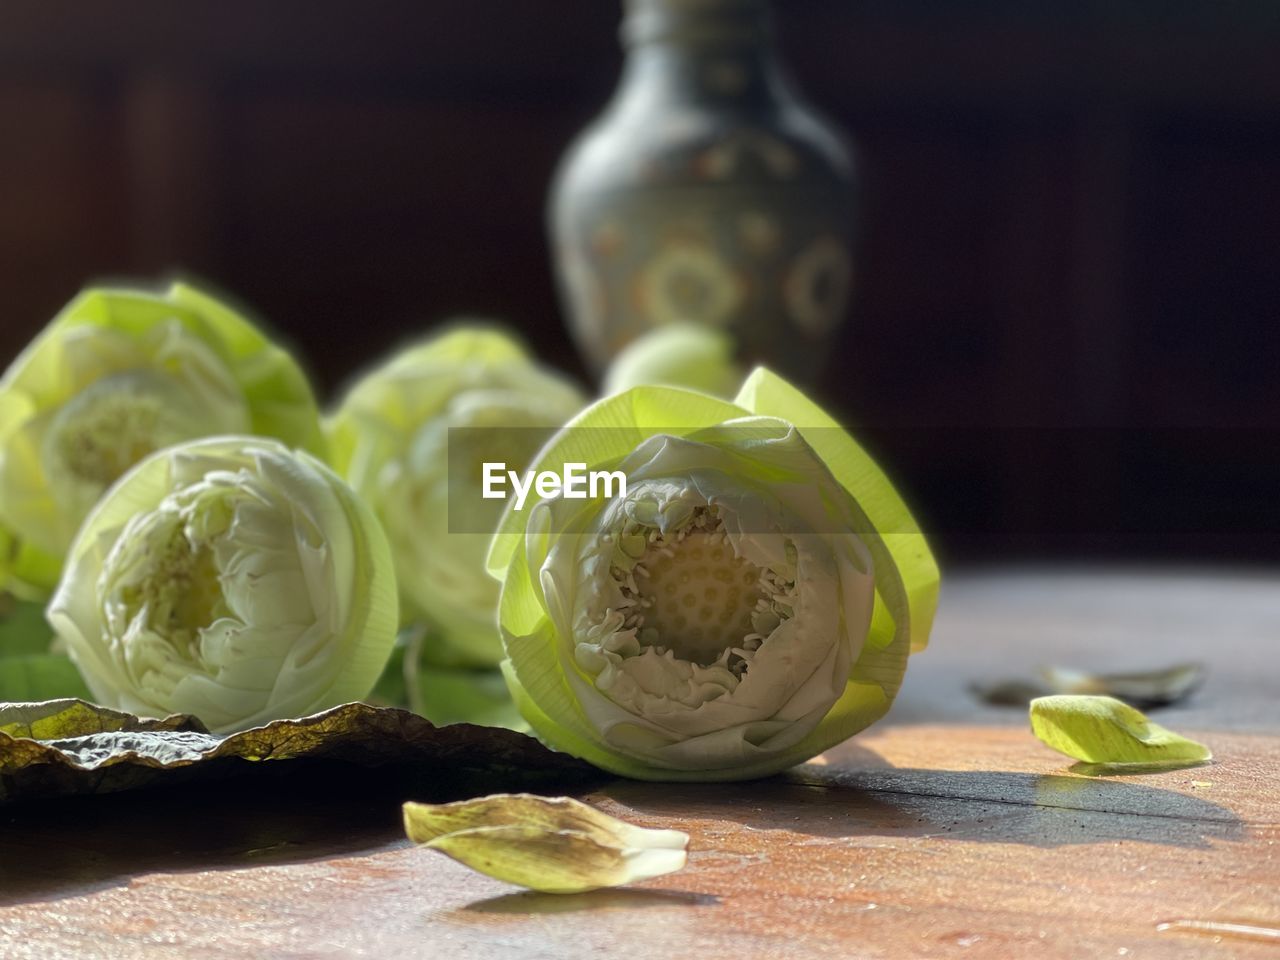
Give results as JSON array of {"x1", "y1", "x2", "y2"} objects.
[
  {"x1": 1029, "y1": 695, "x2": 1212, "y2": 765},
  {"x1": 0, "y1": 654, "x2": 91, "y2": 702},
  {"x1": 0, "y1": 596, "x2": 92, "y2": 701},
  {"x1": 403, "y1": 794, "x2": 688, "y2": 893},
  {"x1": 411, "y1": 666, "x2": 526, "y2": 731},
  {"x1": 370, "y1": 629, "x2": 525, "y2": 731},
  {"x1": 0, "y1": 525, "x2": 62, "y2": 599},
  {"x1": 0, "y1": 596, "x2": 53, "y2": 656},
  {"x1": 369, "y1": 642, "x2": 409, "y2": 707}
]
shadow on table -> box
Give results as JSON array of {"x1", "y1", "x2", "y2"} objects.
[
  {"x1": 600, "y1": 758, "x2": 1244, "y2": 851},
  {"x1": 460, "y1": 888, "x2": 720, "y2": 916},
  {"x1": 0, "y1": 746, "x2": 1245, "y2": 909},
  {"x1": 0, "y1": 760, "x2": 575, "y2": 908}
]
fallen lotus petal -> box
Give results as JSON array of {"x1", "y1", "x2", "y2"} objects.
[
  {"x1": 402, "y1": 792, "x2": 683, "y2": 844},
  {"x1": 327, "y1": 326, "x2": 584, "y2": 666},
  {"x1": 487, "y1": 369, "x2": 939, "y2": 781},
  {"x1": 1039, "y1": 662, "x2": 1206, "y2": 707},
  {"x1": 969, "y1": 678, "x2": 1052, "y2": 706},
  {"x1": 403, "y1": 793, "x2": 688, "y2": 893},
  {"x1": 422, "y1": 826, "x2": 687, "y2": 894},
  {"x1": 0, "y1": 282, "x2": 323, "y2": 597},
  {"x1": 46, "y1": 437, "x2": 398, "y2": 733},
  {"x1": 971, "y1": 661, "x2": 1207, "y2": 709},
  {"x1": 1029, "y1": 695, "x2": 1212, "y2": 765}
]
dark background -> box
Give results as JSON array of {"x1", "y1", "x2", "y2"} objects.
[{"x1": 2, "y1": 1, "x2": 1278, "y2": 566}]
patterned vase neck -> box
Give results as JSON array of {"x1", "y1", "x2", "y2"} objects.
[
  {"x1": 622, "y1": 0, "x2": 772, "y2": 49},
  {"x1": 549, "y1": 0, "x2": 857, "y2": 382}
]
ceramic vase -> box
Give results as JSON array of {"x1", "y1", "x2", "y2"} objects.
[{"x1": 549, "y1": 0, "x2": 857, "y2": 384}]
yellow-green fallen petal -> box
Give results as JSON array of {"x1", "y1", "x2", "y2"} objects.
[
  {"x1": 423, "y1": 825, "x2": 687, "y2": 894},
  {"x1": 403, "y1": 794, "x2": 686, "y2": 851},
  {"x1": 1030, "y1": 695, "x2": 1212, "y2": 765},
  {"x1": 403, "y1": 795, "x2": 688, "y2": 892}
]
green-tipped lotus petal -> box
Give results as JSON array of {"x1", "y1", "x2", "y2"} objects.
[
  {"x1": 0, "y1": 282, "x2": 324, "y2": 596},
  {"x1": 328, "y1": 326, "x2": 585, "y2": 666},
  {"x1": 1030, "y1": 695, "x2": 1213, "y2": 765},
  {"x1": 603, "y1": 323, "x2": 746, "y2": 398},
  {"x1": 486, "y1": 369, "x2": 939, "y2": 781},
  {"x1": 403, "y1": 794, "x2": 688, "y2": 893},
  {"x1": 46, "y1": 437, "x2": 398, "y2": 734}
]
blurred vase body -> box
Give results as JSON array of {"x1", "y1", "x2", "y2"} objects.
[{"x1": 549, "y1": 0, "x2": 857, "y2": 383}]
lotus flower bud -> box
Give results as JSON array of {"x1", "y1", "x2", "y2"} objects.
[
  {"x1": 47, "y1": 437, "x2": 397, "y2": 733},
  {"x1": 603, "y1": 323, "x2": 745, "y2": 398},
  {"x1": 487, "y1": 369, "x2": 939, "y2": 781},
  {"x1": 328, "y1": 327, "x2": 585, "y2": 666},
  {"x1": 0, "y1": 282, "x2": 323, "y2": 596}
]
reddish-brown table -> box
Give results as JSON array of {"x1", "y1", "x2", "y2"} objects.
[{"x1": 1, "y1": 570, "x2": 1276, "y2": 959}]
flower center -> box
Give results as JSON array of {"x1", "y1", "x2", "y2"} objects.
[
  {"x1": 53, "y1": 375, "x2": 188, "y2": 488},
  {"x1": 121, "y1": 517, "x2": 226, "y2": 658},
  {"x1": 630, "y1": 531, "x2": 761, "y2": 664},
  {"x1": 609, "y1": 506, "x2": 797, "y2": 675}
]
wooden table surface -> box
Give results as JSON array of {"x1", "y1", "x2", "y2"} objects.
[{"x1": 1, "y1": 569, "x2": 1276, "y2": 959}]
